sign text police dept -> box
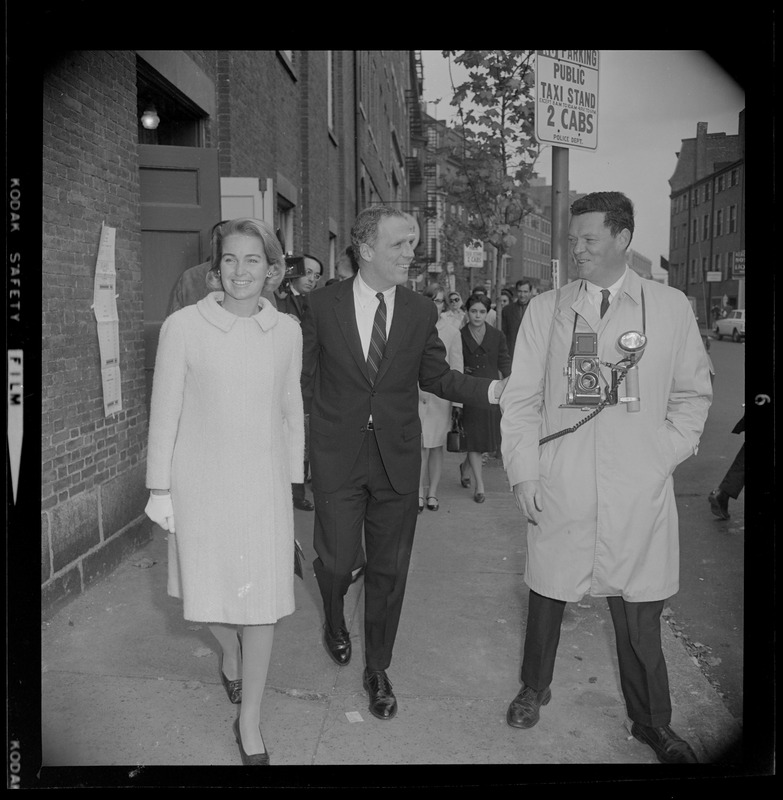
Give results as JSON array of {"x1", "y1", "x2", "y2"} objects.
[{"x1": 535, "y1": 50, "x2": 599, "y2": 150}]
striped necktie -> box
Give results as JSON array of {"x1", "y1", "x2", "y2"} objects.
[
  {"x1": 600, "y1": 289, "x2": 610, "y2": 318},
  {"x1": 367, "y1": 292, "x2": 387, "y2": 384}
]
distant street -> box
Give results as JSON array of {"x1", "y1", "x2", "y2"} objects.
[{"x1": 666, "y1": 333, "x2": 745, "y2": 720}]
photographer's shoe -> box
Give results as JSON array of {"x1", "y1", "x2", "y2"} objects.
[
  {"x1": 506, "y1": 683, "x2": 551, "y2": 729},
  {"x1": 708, "y1": 489, "x2": 730, "y2": 520},
  {"x1": 631, "y1": 722, "x2": 698, "y2": 763}
]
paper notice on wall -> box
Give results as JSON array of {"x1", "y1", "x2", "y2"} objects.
[{"x1": 93, "y1": 223, "x2": 122, "y2": 415}]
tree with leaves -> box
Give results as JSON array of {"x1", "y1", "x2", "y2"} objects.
[{"x1": 438, "y1": 50, "x2": 539, "y2": 329}]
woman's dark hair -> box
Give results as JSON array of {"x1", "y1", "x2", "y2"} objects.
[{"x1": 466, "y1": 294, "x2": 491, "y2": 312}]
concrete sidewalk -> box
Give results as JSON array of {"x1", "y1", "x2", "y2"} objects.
[{"x1": 41, "y1": 450, "x2": 742, "y2": 772}]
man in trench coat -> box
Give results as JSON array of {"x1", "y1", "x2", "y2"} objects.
[
  {"x1": 499, "y1": 191, "x2": 712, "y2": 764},
  {"x1": 301, "y1": 205, "x2": 506, "y2": 721}
]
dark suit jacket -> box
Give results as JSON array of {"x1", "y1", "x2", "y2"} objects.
[
  {"x1": 277, "y1": 289, "x2": 307, "y2": 322},
  {"x1": 301, "y1": 277, "x2": 493, "y2": 494},
  {"x1": 501, "y1": 300, "x2": 529, "y2": 357}
]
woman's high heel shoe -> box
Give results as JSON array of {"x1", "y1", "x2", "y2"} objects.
[
  {"x1": 233, "y1": 718, "x2": 270, "y2": 766},
  {"x1": 220, "y1": 632, "x2": 243, "y2": 704}
]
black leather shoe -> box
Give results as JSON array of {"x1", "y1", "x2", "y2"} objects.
[
  {"x1": 708, "y1": 489, "x2": 730, "y2": 520},
  {"x1": 293, "y1": 496, "x2": 314, "y2": 511},
  {"x1": 233, "y1": 718, "x2": 270, "y2": 765},
  {"x1": 474, "y1": 492, "x2": 485, "y2": 503},
  {"x1": 323, "y1": 623, "x2": 351, "y2": 665},
  {"x1": 506, "y1": 683, "x2": 552, "y2": 729},
  {"x1": 631, "y1": 722, "x2": 699, "y2": 764},
  {"x1": 220, "y1": 668, "x2": 242, "y2": 704},
  {"x1": 459, "y1": 462, "x2": 471, "y2": 488},
  {"x1": 363, "y1": 668, "x2": 397, "y2": 720}
]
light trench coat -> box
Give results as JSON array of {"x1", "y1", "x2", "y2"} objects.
[{"x1": 500, "y1": 268, "x2": 712, "y2": 602}]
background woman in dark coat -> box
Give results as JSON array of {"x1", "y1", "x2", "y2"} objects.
[{"x1": 459, "y1": 294, "x2": 512, "y2": 503}]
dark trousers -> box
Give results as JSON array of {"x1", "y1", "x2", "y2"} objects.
[
  {"x1": 312, "y1": 430, "x2": 419, "y2": 671},
  {"x1": 292, "y1": 461, "x2": 309, "y2": 500},
  {"x1": 719, "y1": 443, "x2": 745, "y2": 499},
  {"x1": 521, "y1": 590, "x2": 672, "y2": 728}
]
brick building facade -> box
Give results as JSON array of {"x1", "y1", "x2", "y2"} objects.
[
  {"x1": 39, "y1": 49, "x2": 421, "y2": 614},
  {"x1": 667, "y1": 110, "x2": 746, "y2": 320}
]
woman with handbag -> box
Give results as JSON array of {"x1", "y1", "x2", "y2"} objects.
[
  {"x1": 459, "y1": 294, "x2": 512, "y2": 502},
  {"x1": 417, "y1": 286, "x2": 464, "y2": 511},
  {"x1": 144, "y1": 218, "x2": 304, "y2": 765}
]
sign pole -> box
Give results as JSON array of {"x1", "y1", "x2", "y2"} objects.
[{"x1": 552, "y1": 146, "x2": 570, "y2": 288}]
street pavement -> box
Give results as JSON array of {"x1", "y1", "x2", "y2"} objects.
[{"x1": 40, "y1": 447, "x2": 744, "y2": 782}]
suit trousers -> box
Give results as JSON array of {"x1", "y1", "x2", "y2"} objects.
[
  {"x1": 719, "y1": 443, "x2": 744, "y2": 499},
  {"x1": 312, "y1": 429, "x2": 419, "y2": 671},
  {"x1": 521, "y1": 590, "x2": 672, "y2": 728}
]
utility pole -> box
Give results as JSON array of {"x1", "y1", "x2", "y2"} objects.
[{"x1": 552, "y1": 146, "x2": 570, "y2": 288}]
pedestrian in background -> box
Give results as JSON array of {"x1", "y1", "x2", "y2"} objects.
[
  {"x1": 459, "y1": 293, "x2": 511, "y2": 503},
  {"x1": 418, "y1": 285, "x2": 464, "y2": 512},
  {"x1": 301, "y1": 205, "x2": 506, "y2": 721},
  {"x1": 145, "y1": 217, "x2": 304, "y2": 765},
  {"x1": 708, "y1": 412, "x2": 744, "y2": 520},
  {"x1": 500, "y1": 191, "x2": 712, "y2": 764},
  {"x1": 277, "y1": 254, "x2": 324, "y2": 512},
  {"x1": 442, "y1": 291, "x2": 467, "y2": 329},
  {"x1": 502, "y1": 279, "x2": 533, "y2": 358}
]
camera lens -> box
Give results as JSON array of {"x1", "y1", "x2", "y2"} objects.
[{"x1": 578, "y1": 373, "x2": 599, "y2": 390}]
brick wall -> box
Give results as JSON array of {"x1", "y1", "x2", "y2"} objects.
[{"x1": 41, "y1": 50, "x2": 151, "y2": 614}]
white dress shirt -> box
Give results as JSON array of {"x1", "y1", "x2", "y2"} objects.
[
  {"x1": 353, "y1": 271, "x2": 499, "y2": 404},
  {"x1": 583, "y1": 267, "x2": 627, "y2": 316}
]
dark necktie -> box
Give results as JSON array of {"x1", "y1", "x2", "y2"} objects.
[
  {"x1": 367, "y1": 292, "x2": 387, "y2": 384},
  {"x1": 600, "y1": 289, "x2": 610, "y2": 318}
]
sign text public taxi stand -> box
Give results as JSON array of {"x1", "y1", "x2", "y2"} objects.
[{"x1": 535, "y1": 50, "x2": 599, "y2": 150}]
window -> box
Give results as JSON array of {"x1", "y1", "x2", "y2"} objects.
[
  {"x1": 702, "y1": 215, "x2": 709, "y2": 241},
  {"x1": 730, "y1": 168, "x2": 739, "y2": 187},
  {"x1": 690, "y1": 219, "x2": 697, "y2": 244},
  {"x1": 277, "y1": 196, "x2": 294, "y2": 253},
  {"x1": 717, "y1": 175, "x2": 725, "y2": 192},
  {"x1": 714, "y1": 209, "x2": 723, "y2": 237},
  {"x1": 671, "y1": 225, "x2": 677, "y2": 248},
  {"x1": 726, "y1": 252, "x2": 734, "y2": 280},
  {"x1": 689, "y1": 259, "x2": 696, "y2": 281},
  {"x1": 705, "y1": 182, "x2": 711, "y2": 200},
  {"x1": 729, "y1": 205, "x2": 737, "y2": 233},
  {"x1": 702, "y1": 257, "x2": 707, "y2": 278},
  {"x1": 714, "y1": 253, "x2": 721, "y2": 271}
]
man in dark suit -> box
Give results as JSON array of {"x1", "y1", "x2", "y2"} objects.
[
  {"x1": 501, "y1": 278, "x2": 533, "y2": 358},
  {"x1": 301, "y1": 205, "x2": 507, "y2": 720}
]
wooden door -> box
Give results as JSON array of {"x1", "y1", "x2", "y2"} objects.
[{"x1": 139, "y1": 144, "x2": 220, "y2": 410}]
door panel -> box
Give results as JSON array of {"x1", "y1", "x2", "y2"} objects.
[
  {"x1": 139, "y1": 145, "x2": 220, "y2": 409},
  {"x1": 220, "y1": 177, "x2": 274, "y2": 223}
]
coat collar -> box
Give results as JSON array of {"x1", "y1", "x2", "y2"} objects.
[
  {"x1": 197, "y1": 291, "x2": 280, "y2": 332},
  {"x1": 561, "y1": 268, "x2": 643, "y2": 331}
]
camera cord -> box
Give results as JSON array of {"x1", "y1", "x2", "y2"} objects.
[{"x1": 539, "y1": 365, "x2": 630, "y2": 446}]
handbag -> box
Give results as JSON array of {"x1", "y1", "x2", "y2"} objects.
[{"x1": 446, "y1": 415, "x2": 467, "y2": 453}]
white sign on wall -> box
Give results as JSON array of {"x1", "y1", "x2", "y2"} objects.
[{"x1": 535, "y1": 50, "x2": 599, "y2": 150}]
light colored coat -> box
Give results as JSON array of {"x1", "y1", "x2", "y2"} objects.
[
  {"x1": 500, "y1": 269, "x2": 712, "y2": 602},
  {"x1": 146, "y1": 293, "x2": 304, "y2": 624},
  {"x1": 419, "y1": 317, "x2": 464, "y2": 448}
]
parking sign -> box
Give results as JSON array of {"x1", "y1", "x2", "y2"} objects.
[{"x1": 535, "y1": 50, "x2": 599, "y2": 150}]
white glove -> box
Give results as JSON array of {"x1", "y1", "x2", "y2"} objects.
[{"x1": 145, "y1": 492, "x2": 176, "y2": 532}]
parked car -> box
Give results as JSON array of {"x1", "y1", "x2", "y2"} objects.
[{"x1": 713, "y1": 309, "x2": 745, "y2": 342}]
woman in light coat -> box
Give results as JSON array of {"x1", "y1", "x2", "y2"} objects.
[
  {"x1": 145, "y1": 218, "x2": 304, "y2": 765},
  {"x1": 418, "y1": 285, "x2": 464, "y2": 511}
]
